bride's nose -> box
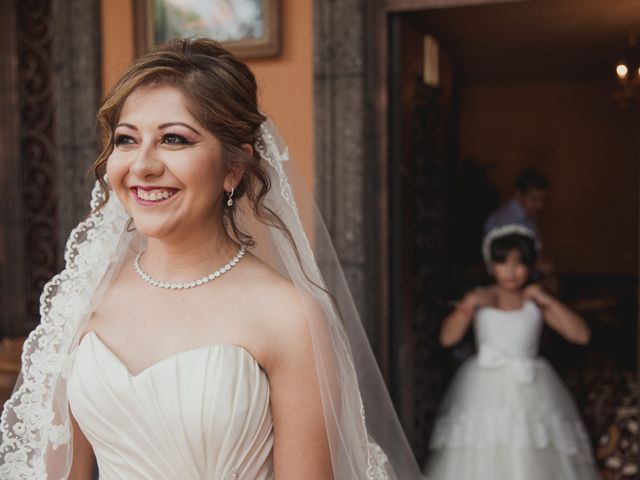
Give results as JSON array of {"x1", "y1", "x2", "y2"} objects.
[{"x1": 130, "y1": 143, "x2": 164, "y2": 178}]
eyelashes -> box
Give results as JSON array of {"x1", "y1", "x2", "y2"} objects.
[
  {"x1": 112, "y1": 133, "x2": 191, "y2": 146},
  {"x1": 160, "y1": 133, "x2": 190, "y2": 145},
  {"x1": 113, "y1": 134, "x2": 134, "y2": 146}
]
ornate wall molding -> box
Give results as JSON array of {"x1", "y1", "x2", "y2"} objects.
[
  {"x1": 0, "y1": 0, "x2": 27, "y2": 337},
  {"x1": 0, "y1": 0, "x2": 103, "y2": 334},
  {"x1": 17, "y1": 0, "x2": 57, "y2": 329}
]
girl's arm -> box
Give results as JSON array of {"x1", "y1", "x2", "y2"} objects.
[
  {"x1": 440, "y1": 287, "x2": 495, "y2": 347},
  {"x1": 524, "y1": 284, "x2": 590, "y2": 345}
]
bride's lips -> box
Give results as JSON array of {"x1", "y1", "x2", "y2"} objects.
[{"x1": 130, "y1": 185, "x2": 180, "y2": 206}]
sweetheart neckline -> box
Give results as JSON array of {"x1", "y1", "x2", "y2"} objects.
[{"x1": 78, "y1": 331, "x2": 264, "y2": 379}]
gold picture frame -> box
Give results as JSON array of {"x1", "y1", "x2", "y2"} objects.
[{"x1": 134, "y1": 0, "x2": 280, "y2": 59}]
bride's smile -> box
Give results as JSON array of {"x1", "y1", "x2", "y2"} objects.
[
  {"x1": 106, "y1": 84, "x2": 234, "y2": 242},
  {"x1": 131, "y1": 186, "x2": 179, "y2": 204}
]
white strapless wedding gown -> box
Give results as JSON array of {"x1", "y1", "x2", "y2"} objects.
[
  {"x1": 425, "y1": 301, "x2": 600, "y2": 480},
  {"x1": 67, "y1": 332, "x2": 274, "y2": 480}
]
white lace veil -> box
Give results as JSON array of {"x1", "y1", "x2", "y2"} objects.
[{"x1": 0, "y1": 118, "x2": 424, "y2": 479}]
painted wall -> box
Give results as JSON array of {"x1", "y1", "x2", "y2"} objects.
[
  {"x1": 100, "y1": 0, "x2": 315, "y2": 189},
  {"x1": 247, "y1": 1, "x2": 314, "y2": 187},
  {"x1": 100, "y1": 0, "x2": 135, "y2": 95},
  {"x1": 459, "y1": 80, "x2": 639, "y2": 276}
]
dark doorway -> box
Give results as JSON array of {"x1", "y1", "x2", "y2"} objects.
[{"x1": 386, "y1": 0, "x2": 640, "y2": 469}]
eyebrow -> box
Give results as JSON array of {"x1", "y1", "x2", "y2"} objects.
[
  {"x1": 159, "y1": 122, "x2": 201, "y2": 135},
  {"x1": 115, "y1": 122, "x2": 201, "y2": 135},
  {"x1": 115, "y1": 122, "x2": 138, "y2": 130}
]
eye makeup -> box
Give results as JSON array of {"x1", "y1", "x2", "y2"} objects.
[
  {"x1": 114, "y1": 134, "x2": 135, "y2": 146},
  {"x1": 160, "y1": 133, "x2": 192, "y2": 145}
]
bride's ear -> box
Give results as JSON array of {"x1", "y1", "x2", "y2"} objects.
[
  {"x1": 240, "y1": 143, "x2": 254, "y2": 158},
  {"x1": 224, "y1": 144, "x2": 252, "y2": 190}
]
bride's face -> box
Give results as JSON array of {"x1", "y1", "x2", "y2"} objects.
[{"x1": 107, "y1": 84, "x2": 233, "y2": 240}]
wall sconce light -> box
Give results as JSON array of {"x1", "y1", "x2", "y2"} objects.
[
  {"x1": 615, "y1": 62, "x2": 629, "y2": 80},
  {"x1": 613, "y1": 32, "x2": 640, "y2": 107},
  {"x1": 423, "y1": 35, "x2": 439, "y2": 88}
]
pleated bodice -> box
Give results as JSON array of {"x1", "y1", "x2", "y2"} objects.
[
  {"x1": 474, "y1": 300, "x2": 543, "y2": 359},
  {"x1": 67, "y1": 332, "x2": 274, "y2": 480}
]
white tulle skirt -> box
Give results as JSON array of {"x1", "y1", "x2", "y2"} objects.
[{"x1": 424, "y1": 355, "x2": 601, "y2": 480}]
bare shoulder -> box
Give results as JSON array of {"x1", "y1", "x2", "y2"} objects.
[
  {"x1": 239, "y1": 252, "x2": 308, "y2": 312},
  {"x1": 237, "y1": 253, "x2": 315, "y2": 368}
]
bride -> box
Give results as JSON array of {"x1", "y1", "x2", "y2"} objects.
[{"x1": 0, "y1": 39, "x2": 423, "y2": 479}]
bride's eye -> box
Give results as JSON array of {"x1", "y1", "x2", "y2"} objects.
[
  {"x1": 113, "y1": 134, "x2": 135, "y2": 146},
  {"x1": 161, "y1": 133, "x2": 190, "y2": 145}
]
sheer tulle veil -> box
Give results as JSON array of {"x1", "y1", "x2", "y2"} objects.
[{"x1": 0, "y1": 117, "x2": 424, "y2": 477}]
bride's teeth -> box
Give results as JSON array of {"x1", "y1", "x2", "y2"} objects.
[{"x1": 136, "y1": 188, "x2": 174, "y2": 202}]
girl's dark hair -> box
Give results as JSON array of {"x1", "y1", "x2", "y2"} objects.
[{"x1": 490, "y1": 233, "x2": 538, "y2": 268}]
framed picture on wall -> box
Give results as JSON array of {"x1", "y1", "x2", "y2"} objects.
[{"x1": 134, "y1": 0, "x2": 280, "y2": 59}]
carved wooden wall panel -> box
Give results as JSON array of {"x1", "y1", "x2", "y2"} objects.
[
  {"x1": 17, "y1": 0, "x2": 58, "y2": 331},
  {"x1": 0, "y1": 0, "x2": 27, "y2": 337}
]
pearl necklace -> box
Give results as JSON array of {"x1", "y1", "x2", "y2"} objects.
[{"x1": 134, "y1": 246, "x2": 247, "y2": 290}]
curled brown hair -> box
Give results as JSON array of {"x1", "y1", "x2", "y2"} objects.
[
  {"x1": 93, "y1": 38, "x2": 274, "y2": 247},
  {"x1": 92, "y1": 38, "x2": 336, "y2": 304}
]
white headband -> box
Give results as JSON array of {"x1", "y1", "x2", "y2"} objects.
[{"x1": 482, "y1": 223, "x2": 539, "y2": 268}]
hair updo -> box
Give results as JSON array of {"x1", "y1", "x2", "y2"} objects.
[{"x1": 91, "y1": 38, "x2": 276, "y2": 247}]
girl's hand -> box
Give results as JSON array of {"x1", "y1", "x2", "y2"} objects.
[
  {"x1": 525, "y1": 284, "x2": 591, "y2": 344},
  {"x1": 464, "y1": 287, "x2": 497, "y2": 310},
  {"x1": 523, "y1": 284, "x2": 552, "y2": 308},
  {"x1": 441, "y1": 287, "x2": 494, "y2": 347}
]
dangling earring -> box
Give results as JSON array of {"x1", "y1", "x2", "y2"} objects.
[
  {"x1": 126, "y1": 217, "x2": 136, "y2": 232},
  {"x1": 226, "y1": 187, "x2": 235, "y2": 207}
]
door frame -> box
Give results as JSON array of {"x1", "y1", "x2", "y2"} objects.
[{"x1": 371, "y1": 0, "x2": 529, "y2": 381}]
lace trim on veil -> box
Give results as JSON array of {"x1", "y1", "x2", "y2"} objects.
[
  {"x1": 258, "y1": 123, "x2": 391, "y2": 480},
  {"x1": 255, "y1": 125, "x2": 297, "y2": 216},
  {"x1": 360, "y1": 401, "x2": 391, "y2": 479},
  {"x1": 0, "y1": 186, "x2": 128, "y2": 479}
]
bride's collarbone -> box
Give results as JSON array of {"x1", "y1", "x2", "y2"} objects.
[
  {"x1": 85, "y1": 295, "x2": 272, "y2": 372},
  {"x1": 83, "y1": 261, "x2": 294, "y2": 373},
  {"x1": 81, "y1": 316, "x2": 268, "y2": 376}
]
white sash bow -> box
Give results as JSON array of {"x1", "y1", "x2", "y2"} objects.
[{"x1": 477, "y1": 344, "x2": 536, "y2": 384}]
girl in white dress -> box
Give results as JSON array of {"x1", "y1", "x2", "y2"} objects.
[
  {"x1": 424, "y1": 224, "x2": 601, "y2": 480},
  {"x1": 0, "y1": 39, "x2": 424, "y2": 480}
]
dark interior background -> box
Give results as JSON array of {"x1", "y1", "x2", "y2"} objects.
[{"x1": 388, "y1": 0, "x2": 640, "y2": 465}]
